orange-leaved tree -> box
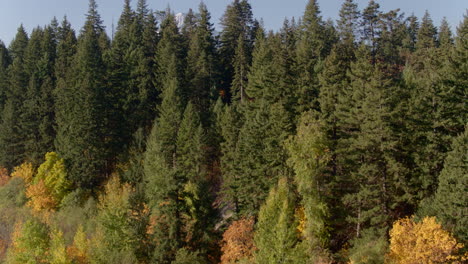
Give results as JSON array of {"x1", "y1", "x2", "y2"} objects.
[
  {"x1": 0, "y1": 167, "x2": 9, "y2": 186},
  {"x1": 220, "y1": 217, "x2": 256, "y2": 264},
  {"x1": 387, "y1": 216, "x2": 465, "y2": 264}
]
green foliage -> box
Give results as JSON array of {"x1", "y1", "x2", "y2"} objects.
[
  {"x1": 285, "y1": 111, "x2": 330, "y2": 253},
  {"x1": 35, "y1": 152, "x2": 70, "y2": 204},
  {"x1": 48, "y1": 228, "x2": 71, "y2": 264},
  {"x1": 347, "y1": 229, "x2": 387, "y2": 264},
  {"x1": 0, "y1": 26, "x2": 29, "y2": 170},
  {"x1": 427, "y1": 128, "x2": 467, "y2": 244},
  {"x1": 0, "y1": 2, "x2": 466, "y2": 264},
  {"x1": 254, "y1": 178, "x2": 304, "y2": 264},
  {"x1": 172, "y1": 248, "x2": 205, "y2": 264},
  {"x1": 55, "y1": 0, "x2": 110, "y2": 189},
  {"x1": 6, "y1": 219, "x2": 50, "y2": 264},
  {"x1": 95, "y1": 177, "x2": 134, "y2": 253},
  {"x1": 219, "y1": 0, "x2": 256, "y2": 99}
]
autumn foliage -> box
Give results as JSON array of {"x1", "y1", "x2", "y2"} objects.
[
  {"x1": 221, "y1": 217, "x2": 256, "y2": 264},
  {"x1": 25, "y1": 153, "x2": 70, "y2": 214},
  {"x1": 387, "y1": 216, "x2": 465, "y2": 264},
  {"x1": 0, "y1": 167, "x2": 9, "y2": 186},
  {"x1": 11, "y1": 162, "x2": 34, "y2": 184}
]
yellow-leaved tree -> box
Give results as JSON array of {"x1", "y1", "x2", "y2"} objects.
[
  {"x1": 11, "y1": 162, "x2": 35, "y2": 184},
  {"x1": 26, "y1": 152, "x2": 70, "y2": 213},
  {"x1": 387, "y1": 216, "x2": 465, "y2": 264}
]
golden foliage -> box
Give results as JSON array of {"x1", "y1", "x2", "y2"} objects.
[
  {"x1": 220, "y1": 217, "x2": 256, "y2": 264},
  {"x1": 49, "y1": 228, "x2": 71, "y2": 264},
  {"x1": 387, "y1": 216, "x2": 465, "y2": 264},
  {"x1": 296, "y1": 206, "x2": 306, "y2": 238},
  {"x1": 11, "y1": 162, "x2": 34, "y2": 184},
  {"x1": 67, "y1": 225, "x2": 89, "y2": 264},
  {"x1": 26, "y1": 179, "x2": 58, "y2": 213}
]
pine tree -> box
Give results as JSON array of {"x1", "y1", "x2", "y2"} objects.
[
  {"x1": 219, "y1": 0, "x2": 256, "y2": 100},
  {"x1": 285, "y1": 112, "x2": 330, "y2": 257},
  {"x1": 0, "y1": 26, "x2": 29, "y2": 170},
  {"x1": 232, "y1": 101, "x2": 291, "y2": 215},
  {"x1": 441, "y1": 13, "x2": 467, "y2": 138},
  {"x1": 405, "y1": 11, "x2": 453, "y2": 201},
  {"x1": 295, "y1": 0, "x2": 326, "y2": 113},
  {"x1": 338, "y1": 46, "x2": 405, "y2": 239},
  {"x1": 55, "y1": 0, "x2": 109, "y2": 189},
  {"x1": 176, "y1": 103, "x2": 214, "y2": 255},
  {"x1": 430, "y1": 128, "x2": 467, "y2": 244},
  {"x1": 360, "y1": 0, "x2": 381, "y2": 62},
  {"x1": 416, "y1": 11, "x2": 437, "y2": 50},
  {"x1": 402, "y1": 14, "x2": 419, "y2": 53},
  {"x1": 254, "y1": 178, "x2": 304, "y2": 264},
  {"x1": 156, "y1": 11, "x2": 184, "y2": 98},
  {"x1": 185, "y1": 2, "x2": 217, "y2": 123},
  {"x1": 0, "y1": 41, "x2": 10, "y2": 111},
  {"x1": 231, "y1": 33, "x2": 249, "y2": 103},
  {"x1": 337, "y1": 0, "x2": 359, "y2": 46},
  {"x1": 438, "y1": 17, "x2": 454, "y2": 52},
  {"x1": 144, "y1": 53, "x2": 184, "y2": 263},
  {"x1": 21, "y1": 25, "x2": 57, "y2": 166}
]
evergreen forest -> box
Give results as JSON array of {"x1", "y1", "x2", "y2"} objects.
[{"x1": 0, "y1": 0, "x2": 466, "y2": 263}]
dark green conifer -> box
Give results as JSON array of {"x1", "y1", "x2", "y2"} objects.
[
  {"x1": 431, "y1": 128, "x2": 467, "y2": 244},
  {"x1": 219, "y1": 0, "x2": 256, "y2": 100},
  {"x1": 295, "y1": 0, "x2": 326, "y2": 112},
  {"x1": 0, "y1": 26, "x2": 29, "y2": 170},
  {"x1": 55, "y1": 0, "x2": 109, "y2": 189}
]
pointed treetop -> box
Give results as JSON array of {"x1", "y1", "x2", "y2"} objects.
[
  {"x1": 337, "y1": 0, "x2": 360, "y2": 42},
  {"x1": 84, "y1": 0, "x2": 104, "y2": 33},
  {"x1": 137, "y1": 0, "x2": 149, "y2": 20},
  {"x1": 118, "y1": 0, "x2": 134, "y2": 30},
  {"x1": 438, "y1": 17, "x2": 453, "y2": 49},
  {"x1": 303, "y1": 0, "x2": 323, "y2": 28},
  {"x1": 9, "y1": 24, "x2": 29, "y2": 60},
  {"x1": 416, "y1": 10, "x2": 437, "y2": 49}
]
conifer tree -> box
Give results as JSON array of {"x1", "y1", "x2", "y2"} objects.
[
  {"x1": 232, "y1": 101, "x2": 290, "y2": 215},
  {"x1": 55, "y1": 0, "x2": 109, "y2": 189},
  {"x1": 21, "y1": 25, "x2": 57, "y2": 166},
  {"x1": 186, "y1": 2, "x2": 217, "y2": 123},
  {"x1": 6, "y1": 219, "x2": 50, "y2": 264},
  {"x1": 156, "y1": 11, "x2": 184, "y2": 97},
  {"x1": 0, "y1": 41, "x2": 10, "y2": 111},
  {"x1": 0, "y1": 26, "x2": 29, "y2": 170},
  {"x1": 285, "y1": 112, "x2": 330, "y2": 257},
  {"x1": 431, "y1": 128, "x2": 467, "y2": 245},
  {"x1": 219, "y1": 0, "x2": 256, "y2": 100},
  {"x1": 144, "y1": 53, "x2": 184, "y2": 263},
  {"x1": 338, "y1": 46, "x2": 405, "y2": 239},
  {"x1": 295, "y1": 0, "x2": 326, "y2": 112},
  {"x1": 176, "y1": 103, "x2": 215, "y2": 255},
  {"x1": 404, "y1": 11, "x2": 455, "y2": 201},
  {"x1": 416, "y1": 11, "x2": 438, "y2": 50},
  {"x1": 254, "y1": 178, "x2": 304, "y2": 264},
  {"x1": 403, "y1": 14, "x2": 419, "y2": 53},
  {"x1": 360, "y1": 0, "x2": 381, "y2": 61},
  {"x1": 438, "y1": 17, "x2": 454, "y2": 52},
  {"x1": 337, "y1": 0, "x2": 359, "y2": 46}
]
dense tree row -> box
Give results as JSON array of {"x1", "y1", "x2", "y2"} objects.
[{"x1": 0, "y1": 0, "x2": 466, "y2": 263}]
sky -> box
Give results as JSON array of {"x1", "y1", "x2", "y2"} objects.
[{"x1": 0, "y1": 0, "x2": 466, "y2": 45}]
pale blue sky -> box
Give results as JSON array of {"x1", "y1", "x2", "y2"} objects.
[{"x1": 0, "y1": 0, "x2": 466, "y2": 45}]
